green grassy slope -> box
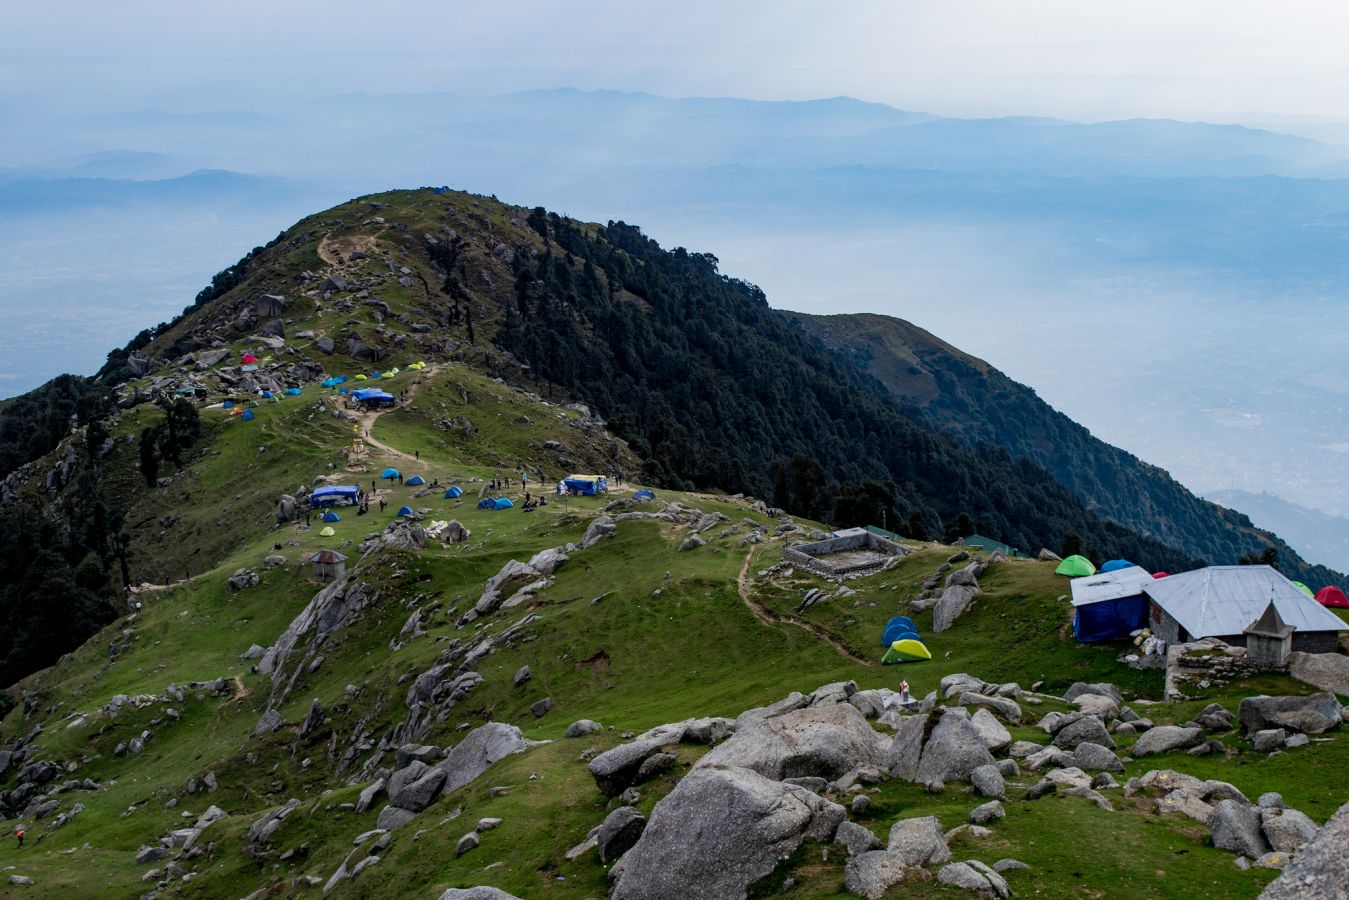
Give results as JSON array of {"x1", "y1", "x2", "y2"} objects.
[{"x1": 0, "y1": 361, "x2": 1343, "y2": 899}]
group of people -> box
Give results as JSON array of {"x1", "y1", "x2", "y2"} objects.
[
  {"x1": 520, "y1": 491, "x2": 548, "y2": 511},
  {"x1": 489, "y1": 471, "x2": 530, "y2": 492}
]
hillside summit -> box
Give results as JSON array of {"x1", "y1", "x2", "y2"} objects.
[{"x1": 0, "y1": 188, "x2": 1345, "y2": 898}]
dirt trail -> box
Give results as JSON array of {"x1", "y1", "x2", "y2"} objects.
[
  {"x1": 345, "y1": 366, "x2": 440, "y2": 461},
  {"x1": 736, "y1": 550, "x2": 873, "y2": 666}
]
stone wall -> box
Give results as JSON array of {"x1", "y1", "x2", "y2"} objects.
[{"x1": 781, "y1": 529, "x2": 911, "y2": 577}]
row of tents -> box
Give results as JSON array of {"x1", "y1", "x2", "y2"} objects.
[{"x1": 880, "y1": 615, "x2": 931, "y2": 664}]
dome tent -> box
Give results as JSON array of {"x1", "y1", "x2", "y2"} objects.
[
  {"x1": 1315, "y1": 585, "x2": 1349, "y2": 608},
  {"x1": 322, "y1": 510, "x2": 340, "y2": 523},
  {"x1": 405, "y1": 474, "x2": 426, "y2": 486},
  {"x1": 882, "y1": 638, "x2": 932, "y2": 663},
  {"x1": 443, "y1": 486, "x2": 463, "y2": 499},
  {"x1": 397, "y1": 505, "x2": 415, "y2": 517},
  {"x1": 240, "y1": 409, "x2": 256, "y2": 421},
  {"x1": 1291, "y1": 581, "x2": 1315, "y2": 597},
  {"x1": 319, "y1": 526, "x2": 336, "y2": 536},
  {"x1": 381, "y1": 468, "x2": 400, "y2": 480},
  {"x1": 493, "y1": 497, "x2": 514, "y2": 509},
  {"x1": 1055, "y1": 555, "x2": 1097, "y2": 577},
  {"x1": 1099, "y1": 559, "x2": 1137, "y2": 573}
]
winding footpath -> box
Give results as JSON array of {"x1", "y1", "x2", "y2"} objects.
[{"x1": 736, "y1": 549, "x2": 874, "y2": 666}]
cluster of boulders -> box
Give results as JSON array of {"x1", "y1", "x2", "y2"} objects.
[
  {"x1": 134, "y1": 803, "x2": 230, "y2": 889},
  {"x1": 909, "y1": 550, "x2": 1005, "y2": 632},
  {"x1": 1239, "y1": 692, "x2": 1344, "y2": 755},
  {"x1": 573, "y1": 678, "x2": 1030, "y2": 899}
]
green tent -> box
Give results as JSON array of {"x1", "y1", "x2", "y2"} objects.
[
  {"x1": 881, "y1": 638, "x2": 932, "y2": 664},
  {"x1": 1055, "y1": 555, "x2": 1097, "y2": 577},
  {"x1": 1291, "y1": 581, "x2": 1314, "y2": 597}
]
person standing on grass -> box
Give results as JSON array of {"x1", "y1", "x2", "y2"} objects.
[{"x1": 16, "y1": 828, "x2": 24, "y2": 849}]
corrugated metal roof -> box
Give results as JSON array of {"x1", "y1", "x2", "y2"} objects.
[
  {"x1": 1142, "y1": 565, "x2": 1348, "y2": 638},
  {"x1": 1070, "y1": 566, "x2": 1155, "y2": 607}
]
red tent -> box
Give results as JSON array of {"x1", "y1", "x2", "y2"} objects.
[
  {"x1": 1152, "y1": 572, "x2": 1171, "y2": 579},
  {"x1": 241, "y1": 353, "x2": 258, "y2": 364},
  {"x1": 1315, "y1": 586, "x2": 1349, "y2": 609}
]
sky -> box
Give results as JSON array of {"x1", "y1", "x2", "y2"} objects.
[{"x1": 7, "y1": 1, "x2": 1349, "y2": 123}]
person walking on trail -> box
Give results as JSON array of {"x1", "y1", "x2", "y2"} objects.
[
  {"x1": 16, "y1": 828, "x2": 24, "y2": 849},
  {"x1": 415, "y1": 450, "x2": 419, "y2": 460}
]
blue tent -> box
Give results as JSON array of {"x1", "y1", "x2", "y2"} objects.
[
  {"x1": 493, "y1": 497, "x2": 514, "y2": 509},
  {"x1": 372, "y1": 371, "x2": 383, "y2": 378},
  {"x1": 222, "y1": 400, "x2": 234, "y2": 409},
  {"x1": 633, "y1": 489, "x2": 655, "y2": 501},
  {"x1": 260, "y1": 390, "x2": 273, "y2": 398},
  {"x1": 1099, "y1": 559, "x2": 1137, "y2": 573},
  {"x1": 397, "y1": 505, "x2": 415, "y2": 518},
  {"x1": 882, "y1": 616, "x2": 920, "y2": 647},
  {"x1": 321, "y1": 377, "x2": 339, "y2": 387},
  {"x1": 310, "y1": 485, "x2": 359, "y2": 507},
  {"x1": 381, "y1": 468, "x2": 400, "y2": 480},
  {"x1": 339, "y1": 387, "x2": 350, "y2": 394},
  {"x1": 443, "y1": 486, "x2": 463, "y2": 499},
  {"x1": 322, "y1": 510, "x2": 341, "y2": 522},
  {"x1": 286, "y1": 387, "x2": 302, "y2": 395},
  {"x1": 478, "y1": 497, "x2": 496, "y2": 509},
  {"x1": 405, "y1": 474, "x2": 426, "y2": 486},
  {"x1": 241, "y1": 408, "x2": 256, "y2": 421}
]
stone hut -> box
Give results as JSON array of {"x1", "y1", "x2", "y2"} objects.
[
  {"x1": 309, "y1": 549, "x2": 347, "y2": 583},
  {"x1": 1244, "y1": 600, "x2": 1294, "y2": 667}
]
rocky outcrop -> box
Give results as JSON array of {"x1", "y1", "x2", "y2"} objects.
[
  {"x1": 1259, "y1": 800, "x2": 1348, "y2": 899},
  {"x1": 1287, "y1": 653, "x2": 1349, "y2": 697},
  {"x1": 474, "y1": 560, "x2": 543, "y2": 617},
  {"x1": 588, "y1": 724, "x2": 687, "y2": 797},
  {"x1": 697, "y1": 703, "x2": 889, "y2": 782},
  {"x1": 1209, "y1": 799, "x2": 1269, "y2": 858},
  {"x1": 580, "y1": 515, "x2": 616, "y2": 549},
  {"x1": 610, "y1": 765, "x2": 844, "y2": 900},
  {"x1": 1239, "y1": 693, "x2": 1342, "y2": 735},
  {"x1": 888, "y1": 708, "x2": 995, "y2": 786},
  {"x1": 436, "y1": 723, "x2": 529, "y2": 798},
  {"x1": 257, "y1": 576, "x2": 376, "y2": 704}
]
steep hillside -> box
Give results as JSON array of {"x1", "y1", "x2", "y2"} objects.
[{"x1": 789, "y1": 311, "x2": 1344, "y2": 589}]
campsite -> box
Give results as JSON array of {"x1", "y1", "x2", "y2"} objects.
[{"x1": 0, "y1": 187, "x2": 1345, "y2": 900}]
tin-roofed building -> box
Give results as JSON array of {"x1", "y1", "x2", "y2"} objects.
[{"x1": 1142, "y1": 565, "x2": 1346, "y2": 653}]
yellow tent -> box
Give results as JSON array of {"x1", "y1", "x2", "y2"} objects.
[{"x1": 320, "y1": 526, "x2": 336, "y2": 537}]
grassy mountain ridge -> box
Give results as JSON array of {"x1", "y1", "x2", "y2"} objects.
[
  {"x1": 0, "y1": 188, "x2": 1344, "y2": 898},
  {"x1": 788, "y1": 311, "x2": 1345, "y2": 589}
]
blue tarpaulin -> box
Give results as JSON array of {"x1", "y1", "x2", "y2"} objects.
[
  {"x1": 1073, "y1": 596, "x2": 1149, "y2": 643},
  {"x1": 310, "y1": 485, "x2": 360, "y2": 507},
  {"x1": 563, "y1": 476, "x2": 607, "y2": 495}
]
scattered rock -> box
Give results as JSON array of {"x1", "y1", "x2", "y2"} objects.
[
  {"x1": 1259, "y1": 799, "x2": 1349, "y2": 899},
  {"x1": 1209, "y1": 799, "x2": 1269, "y2": 858},
  {"x1": 597, "y1": 806, "x2": 648, "y2": 864},
  {"x1": 936, "y1": 860, "x2": 1011, "y2": 898},
  {"x1": 1239, "y1": 693, "x2": 1342, "y2": 735},
  {"x1": 1132, "y1": 725, "x2": 1204, "y2": 756}
]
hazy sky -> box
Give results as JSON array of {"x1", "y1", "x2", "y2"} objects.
[{"x1": 7, "y1": 1, "x2": 1349, "y2": 122}]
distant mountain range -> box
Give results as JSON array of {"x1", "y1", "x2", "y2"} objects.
[{"x1": 1205, "y1": 489, "x2": 1349, "y2": 573}]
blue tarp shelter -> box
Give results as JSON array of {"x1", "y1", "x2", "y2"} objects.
[
  {"x1": 310, "y1": 485, "x2": 359, "y2": 507},
  {"x1": 352, "y1": 388, "x2": 395, "y2": 408},
  {"x1": 322, "y1": 510, "x2": 341, "y2": 522},
  {"x1": 405, "y1": 474, "x2": 426, "y2": 486},
  {"x1": 241, "y1": 408, "x2": 256, "y2": 421},
  {"x1": 1071, "y1": 566, "x2": 1154, "y2": 642},
  {"x1": 563, "y1": 475, "x2": 607, "y2": 495},
  {"x1": 633, "y1": 489, "x2": 655, "y2": 501},
  {"x1": 478, "y1": 497, "x2": 496, "y2": 509},
  {"x1": 493, "y1": 497, "x2": 514, "y2": 509},
  {"x1": 1099, "y1": 559, "x2": 1137, "y2": 573},
  {"x1": 286, "y1": 387, "x2": 302, "y2": 395},
  {"x1": 444, "y1": 486, "x2": 463, "y2": 499},
  {"x1": 381, "y1": 468, "x2": 401, "y2": 480},
  {"x1": 397, "y1": 505, "x2": 415, "y2": 517}
]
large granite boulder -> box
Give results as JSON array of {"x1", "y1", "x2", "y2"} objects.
[
  {"x1": 611, "y1": 765, "x2": 844, "y2": 900},
  {"x1": 588, "y1": 724, "x2": 687, "y2": 797},
  {"x1": 1287, "y1": 652, "x2": 1349, "y2": 697},
  {"x1": 697, "y1": 703, "x2": 888, "y2": 782},
  {"x1": 1238, "y1": 693, "x2": 1342, "y2": 735},
  {"x1": 1131, "y1": 725, "x2": 1205, "y2": 756},
  {"x1": 1209, "y1": 799, "x2": 1269, "y2": 858},
  {"x1": 889, "y1": 708, "x2": 995, "y2": 786},
  {"x1": 435, "y1": 723, "x2": 528, "y2": 798},
  {"x1": 1259, "y1": 800, "x2": 1349, "y2": 899}
]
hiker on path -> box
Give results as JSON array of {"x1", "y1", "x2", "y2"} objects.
[
  {"x1": 415, "y1": 450, "x2": 419, "y2": 460},
  {"x1": 15, "y1": 828, "x2": 23, "y2": 849}
]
